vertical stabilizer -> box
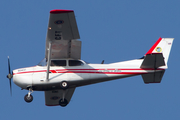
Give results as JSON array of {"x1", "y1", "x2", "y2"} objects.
[{"x1": 145, "y1": 37, "x2": 174, "y2": 65}]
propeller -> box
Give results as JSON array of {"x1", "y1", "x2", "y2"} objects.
[{"x1": 6, "y1": 56, "x2": 13, "y2": 96}]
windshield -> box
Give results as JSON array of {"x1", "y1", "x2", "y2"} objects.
[{"x1": 37, "y1": 58, "x2": 47, "y2": 66}]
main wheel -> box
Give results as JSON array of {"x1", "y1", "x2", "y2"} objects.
[
  {"x1": 24, "y1": 94, "x2": 33, "y2": 103},
  {"x1": 59, "y1": 99, "x2": 68, "y2": 107},
  {"x1": 60, "y1": 81, "x2": 68, "y2": 89}
]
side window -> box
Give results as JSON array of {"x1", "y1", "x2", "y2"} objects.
[
  {"x1": 69, "y1": 60, "x2": 84, "y2": 66},
  {"x1": 51, "y1": 60, "x2": 66, "y2": 66}
]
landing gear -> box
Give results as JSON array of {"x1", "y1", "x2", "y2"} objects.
[
  {"x1": 24, "y1": 94, "x2": 33, "y2": 103},
  {"x1": 59, "y1": 99, "x2": 68, "y2": 107},
  {"x1": 24, "y1": 88, "x2": 33, "y2": 103},
  {"x1": 58, "y1": 87, "x2": 69, "y2": 107},
  {"x1": 60, "y1": 81, "x2": 68, "y2": 89}
]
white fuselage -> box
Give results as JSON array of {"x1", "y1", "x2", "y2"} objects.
[{"x1": 13, "y1": 59, "x2": 165, "y2": 91}]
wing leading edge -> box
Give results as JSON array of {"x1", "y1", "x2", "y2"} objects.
[{"x1": 45, "y1": 9, "x2": 81, "y2": 60}]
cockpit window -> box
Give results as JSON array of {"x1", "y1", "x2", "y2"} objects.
[
  {"x1": 38, "y1": 59, "x2": 85, "y2": 66},
  {"x1": 69, "y1": 60, "x2": 84, "y2": 66},
  {"x1": 37, "y1": 58, "x2": 47, "y2": 66},
  {"x1": 51, "y1": 60, "x2": 66, "y2": 66}
]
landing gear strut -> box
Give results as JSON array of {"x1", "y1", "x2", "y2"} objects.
[
  {"x1": 24, "y1": 88, "x2": 33, "y2": 103},
  {"x1": 59, "y1": 88, "x2": 69, "y2": 107}
]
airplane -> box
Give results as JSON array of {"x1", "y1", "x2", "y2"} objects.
[{"x1": 6, "y1": 9, "x2": 174, "y2": 107}]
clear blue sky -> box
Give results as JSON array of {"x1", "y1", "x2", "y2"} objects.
[{"x1": 0, "y1": 0, "x2": 180, "y2": 120}]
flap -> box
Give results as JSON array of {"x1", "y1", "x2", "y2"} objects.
[
  {"x1": 45, "y1": 39, "x2": 81, "y2": 59},
  {"x1": 45, "y1": 88, "x2": 76, "y2": 106}
]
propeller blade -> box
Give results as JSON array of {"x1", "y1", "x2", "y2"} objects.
[
  {"x1": 9, "y1": 79, "x2": 12, "y2": 96},
  {"x1": 8, "y1": 56, "x2": 11, "y2": 74},
  {"x1": 7, "y1": 56, "x2": 13, "y2": 96}
]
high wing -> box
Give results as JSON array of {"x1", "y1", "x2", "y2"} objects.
[
  {"x1": 45, "y1": 88, "x2": 76, "y2": 106},
  {"x1": 44, "y1": 10, "x2": 80, "y2": 106},
  {"x1": 45, "y1": 9, "x2": 81, "y2": 60}
]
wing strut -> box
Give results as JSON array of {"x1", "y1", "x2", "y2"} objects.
[{"x1": 46, "y1": 41, "x2": 52, "y2": 81}]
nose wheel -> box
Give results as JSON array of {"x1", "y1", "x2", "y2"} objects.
[
  {"x1": 24, "y1": 88, "x2": 33, "y2": 103},
  {"x1": 24, "y1": 94, "x2": 33, "y2": 103}
]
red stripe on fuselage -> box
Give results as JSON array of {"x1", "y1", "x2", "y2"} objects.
[{"x1": 13, "y1": 68, "x2": 165, "y2": 75}]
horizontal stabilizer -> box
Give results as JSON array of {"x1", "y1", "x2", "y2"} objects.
[
  {"x1": 142, "y1": 70, "x2": 165, "y2": 84},
  {"x1": 140, "y1": 53, "x2": 165, "y2": 69}
]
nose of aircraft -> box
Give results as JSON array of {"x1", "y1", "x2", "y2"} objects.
[{"x1": 13, "y1": 69, "x2": 33, "y2": 89}]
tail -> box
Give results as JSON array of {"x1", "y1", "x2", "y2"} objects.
[
  {"x1": 145, "y1": 37, "x2": 174, "y2": 65},
  {"x1": 140, "y1": 37, "x2": 174, "y2": 84}
]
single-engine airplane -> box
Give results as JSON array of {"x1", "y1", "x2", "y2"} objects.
[{"x1": 7, "y1": 9, "x2": 174, "y2": 107}]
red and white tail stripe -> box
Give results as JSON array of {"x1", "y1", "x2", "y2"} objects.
[{"x1": 145, "y1": 37, "x2": 174, "y2": 64}]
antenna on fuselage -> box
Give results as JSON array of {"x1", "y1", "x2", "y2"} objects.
[{"x1": 101, "y1": 60, "x2": 104, "y2": 64}]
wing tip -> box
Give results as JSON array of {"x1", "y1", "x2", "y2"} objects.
[{"x1": 50, "y1": 9, "x2": 74, "y2": 14}]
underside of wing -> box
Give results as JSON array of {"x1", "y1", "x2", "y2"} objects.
[
  {"x1": 45, "y1": 9, "x2": 81, "y2": 59},
  {"x1": 45, "y1": 88, "x2": 76, "y2": 106}
]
